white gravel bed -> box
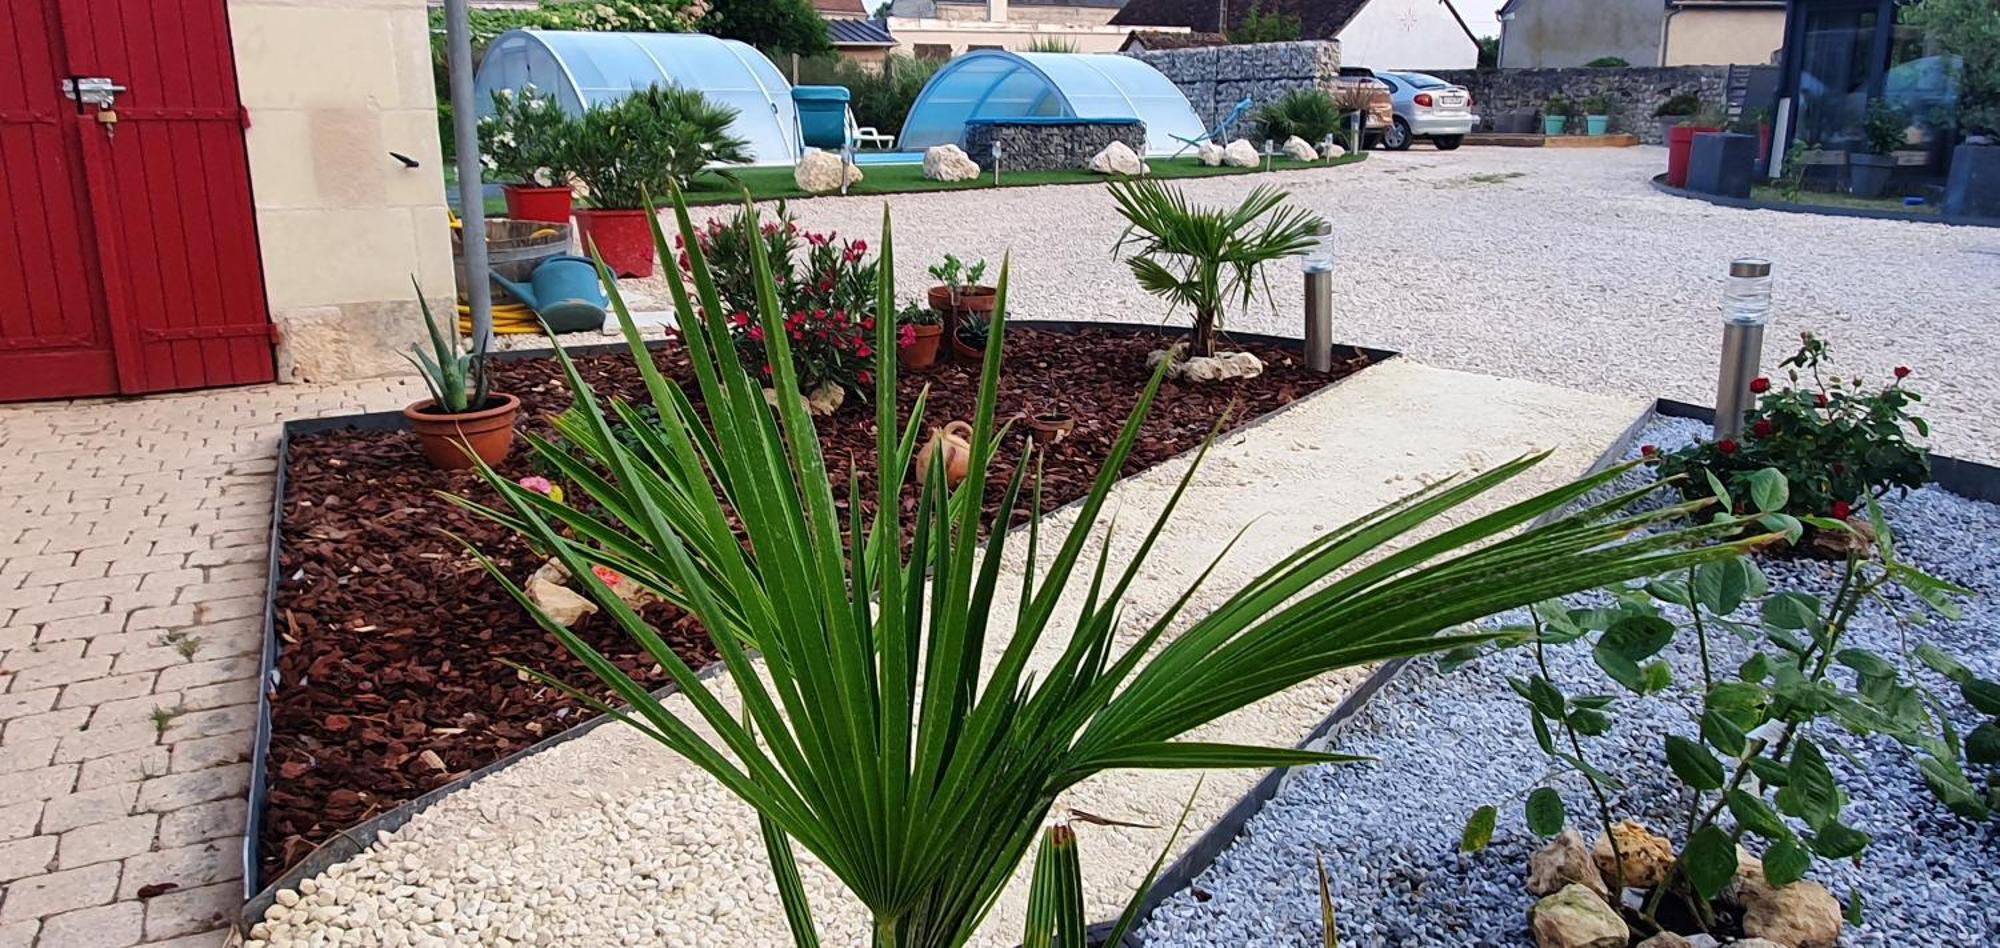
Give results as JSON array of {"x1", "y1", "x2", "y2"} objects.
[
  {"x1": 249, "y1": 361, "x2": 1648, "y2": 947},
  {"x1": 1137, "y1": 415, "x2": 2000, "y2": 948},
  {"x1": 603, "y1": 147, "x2": 2000, "y2": 464}
]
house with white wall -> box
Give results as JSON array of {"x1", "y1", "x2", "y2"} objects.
[{"x1": 1110, "y1": 0, "x2": 1480, "y2": 70}]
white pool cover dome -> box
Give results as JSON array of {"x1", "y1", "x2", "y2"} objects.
[
  {"x1": 899, "y1": 51, "x2": 1204, "y2": 157},
  {"x1": 473, "y1": 30, "x2": 800, "y2": 164}
]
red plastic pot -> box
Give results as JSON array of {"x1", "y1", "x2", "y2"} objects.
[
  {"x1": 502, "y1": 185, "x2": 573, "y2": 224},
  {"x1": 573, "y1": 208, "x2": 656, "y2": 278},
  {"x1": 1667, "y1": 125, "x2": 1721, "y2": 188}
]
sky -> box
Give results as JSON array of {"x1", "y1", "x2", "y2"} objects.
[{"x1": 1459, "y1": 1, "x2": 1502, "y2": 40}]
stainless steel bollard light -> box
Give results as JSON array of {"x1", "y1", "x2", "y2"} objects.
[
  {"x1": 1303, "y1": 221, "x2": 1335, "y2": 373},
  {"x1": 1264, "y1": 138, "x2": 1275, "y2": 172},
  {"x1": 1714, "y1": 258, "x2": 1774, "y2": 440},
  {"x1": 992, "y1": 140, "x2": 1003, "y2": 187}
]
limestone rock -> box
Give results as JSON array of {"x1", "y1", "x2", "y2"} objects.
[
  {"x1": 922, "y1": 144, "x2": 980, "y2": 182},
  {"x1": 1529, "y1": 883, "x2": 1629, "y2": 948},
  {"x1": 526, "y1": 568, "x2": 597, "y2": 627},
  {"x1": 1633, "y1": 934, "x2": 1692, "y2": 948},
  {"x1": 1222, "y1": 138, "x2": 1260, "y2": 168},
  {"x1": 1730, "y1": 941, "x2": 1787, "y2": 948},
  {"x1": 764, "y1": 382, "x2": 846, "y2": 418},
  {"x1": 1087, "y1": 141, "x2": 1148, "y2": 176},
  {"x1": 1148, "y1": 349, "x2": 1264, "y2": 382},
  {"x1": 1282, "y1": 135, "x2": 1318, "y2": 161},
  {"x1": 1323, "y1": 142, "x2": 1347, "y2": 159},
  {"x1": 1196, "y1": 141, "x2": 1226, "y2": 166},
  {"x1": 1810, "y1": 514, "x2": 1877, "y2": 558},
  {"x1": 1528, "y1": 830, "x2": 1609, "y2": 900},
  {"x1": 1737, "y1": 876, "x2": 1842, "y2": 948},
  {"x1": 794, "y1": 150, "x2": 861, "y2": 194},
  {"x1": 1592, "y1": 820, "x2": 1676, "y2": 890}
]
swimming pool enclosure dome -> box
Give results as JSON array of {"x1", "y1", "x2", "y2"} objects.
[
  {"x1": 898, "y1": 50, "x2": 1204, "y2": 157},
  {"x1": 473, "y1": 30, "x2": 801, "y2": 164}
]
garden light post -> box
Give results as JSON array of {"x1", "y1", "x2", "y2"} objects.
[
  {"x1": 992, "y1": 140, "x2": 1003, "y2": 187},
  {"x1": 1714, "y1": 258, "x2": 1773, "y2": 440},
  {"x1": 1302, "y1": 220, "x2": 1334, "y2": 373},
  {"x1": 445, "y1": 0, "x2": 492, "y2": 349}
]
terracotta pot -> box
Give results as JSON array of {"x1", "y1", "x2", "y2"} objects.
[
  {"x1": 572, "y1": 208, "x2": 656, "y2": 278},
  {"x1": 950, "y1": 329, "x2": 988, "y2": 365},
  {"x1": 1027, "y1": 412, "x2": 1075, "y2": 446},
  {"x1": 927, "y1": 284, "x2": 997, "y2": 317},
  {"x1": 899, "y1": 323, "x2": 943, "y2": 369},
  {"x1": 915, "y1": 421, "x2": 974, "y2": 487},
  {"x1": 1666, "y1": 125, "x2": 1721, "y2": 188},
  {"x1": 403, "y1": 392, "x2": 521, "y2": 470},
  {"x1": 503, "y1": 185, "x2": 573, "y2": 225}
]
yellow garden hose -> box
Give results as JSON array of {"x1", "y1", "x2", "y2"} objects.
[{"x1": 458, "y1": 302, "x2": 544, "y2": 335}]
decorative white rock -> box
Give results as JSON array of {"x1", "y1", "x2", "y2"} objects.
[
  {"x1": 1196, "y1": 141, "x2": 1226, "y2": 166},
  {"x1": 1222, "y1": 138, "x2": 1260, "y2": 168},
  {"x1": 1322, "y1": 142, "x2": 1347, "y2": 158},
  {"x1": 1147, "y1": 348, "x2": 1265, "y2": 382},
  {"x1": 1282, "y1": 135, "x2": 1318, "y2": 161},
  {"x1": 1087, "y1": 141, "x2": 1148, "y2": 176},
  {"x1": 922, "y1": 144, "x2": 980, "y2": 182},
  {"x1": 794, "y1": 150, "x2": 861, "y2": 194}
]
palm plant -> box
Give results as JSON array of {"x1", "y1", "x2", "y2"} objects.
[
  {"x1": 1107, "y1": 179, "x2": 1323, "y2": 359},
  {"x1": 569, "y1": 84, "x2": 751, "y2": 204},
  {"x1": 455, "y1": 185, "x2": 1760, "y2": 948},
  {"x1": 404, "y1": 280, "x2": 491, "y2": 414},
  {"x1": 1256, "y1": 89, "x2": 1343, "y2": 145}
]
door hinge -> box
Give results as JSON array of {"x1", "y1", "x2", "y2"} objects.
[{"x1": 239, "y1": 106, "x2": 253, "y2": 129}]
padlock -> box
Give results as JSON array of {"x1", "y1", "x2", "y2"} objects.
[{"x1": 96, "y1": 109, "x2": 119, "y2": 140}]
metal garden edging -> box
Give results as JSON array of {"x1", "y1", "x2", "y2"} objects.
[
  {"x1": 1089, "y1": 396, "x2": 2000, "y2": 946},
  {"x1": 1647, "y1": 173, "x2": 2000, "y2": 229},
  {"x1": 240, "y1": 323, "x2": 1397, "y2": 923}
]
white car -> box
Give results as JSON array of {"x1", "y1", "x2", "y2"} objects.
[{"x1": 1372, "y1": 70, "x2": 1478, "y2": 151}]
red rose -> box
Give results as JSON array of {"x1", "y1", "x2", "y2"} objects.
[
  {"x1": 1752, "y1": 419, "x2": 1774, "y2": 438},
  {"x1": 1717, "y1": 439, "x2": 1739, "y2": 455},
  {"x1": 1894, "y1": 366, "x2": 1911, "y2": 379},
  {"x1": 1832, "y1": 500, "x2": 1852, "y2": 520},
  {"x1": 1750, "y1": 377, "x2": 1771, "y2": 394},
  {"x1": 1640, "y1": 444, "x2": 1659, "y2": 458},
  {"x1": 1815, "y1": 393, "x2": 1829, "y2": 407}
]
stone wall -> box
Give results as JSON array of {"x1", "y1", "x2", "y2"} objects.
[
  {"x1": 1124, "y1": 41, "x2": 1342, "y2": 130},
  {"x1": 1427, "y1": 66, "x2": 1729, "y2": 145},
  {"x1": 963, "y1": 120, "x2": 1147, "y2": 171}
]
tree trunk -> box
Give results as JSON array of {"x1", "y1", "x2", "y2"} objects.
[{"x1": 1192, "y1": 309, "x2": 1218, "y2": 359}]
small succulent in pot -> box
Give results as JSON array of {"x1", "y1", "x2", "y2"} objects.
[{"x1": 400, "y1": 280, "x2": 520, "y2": 470}]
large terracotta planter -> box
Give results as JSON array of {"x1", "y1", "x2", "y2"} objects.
[
  {"x1": 1667, "y1": 125, "x2": 1721, "y2": 188},
  {"x1": 573, "y1": 208, "x2": 656, "y2": 278},
  {"x1": 927, "y1": 284, "x2": 997, "y2": 317},
  {"x1": 899, "y1": 323, "x2": 943, "y2": 369},
  {"x1": 403, "y1": 393, "x2": 521, "y2": 470},
  {"x1": 503, "y1": 185, "x2": 573, "y2": 224}
]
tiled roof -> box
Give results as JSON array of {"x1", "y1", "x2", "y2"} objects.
[
  {"x1": 827, "y1": 17, "x2": 896, "y2": 46},
  {"x1": 1110, "y1": 0, "x2": 1371, "y2": 38},
  {"x1": 1123, "y1": 29, "x2": 1228, "y2": 49}
]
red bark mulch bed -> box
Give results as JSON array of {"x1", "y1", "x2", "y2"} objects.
[{"x1": 260, "y1": 330, "x2": 1373, "y2": 881}]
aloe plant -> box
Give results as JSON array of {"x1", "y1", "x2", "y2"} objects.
[
  {"x1": 404, "y1": 279, "x2": 491, "y2": 414},
  {"x1": 454, "y1": 185, "x2": 1759, "y2": 948}
]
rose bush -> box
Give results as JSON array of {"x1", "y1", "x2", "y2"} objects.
[{"x1": 1648, "y1": 333, "x2": 1930, "y2": 522}]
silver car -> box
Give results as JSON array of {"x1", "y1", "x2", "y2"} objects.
[{"x1": 1373, "y1": 70, "x2": 1477, "y2": 151}]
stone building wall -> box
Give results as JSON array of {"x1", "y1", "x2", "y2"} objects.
[
  {"x1": 1427, "y1": 66, "x2": 1730, "y2": 144},
  {"x1": 963, "y1": 120, "x2": 1147, "y2": 171},
  {"x1": 1123, "y1": 41, "x2": 1343, "y2": 130}
]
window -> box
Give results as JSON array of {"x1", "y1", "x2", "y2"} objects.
[{"x1": 915, "y1": 43, "x2": 952, "y2": 61}]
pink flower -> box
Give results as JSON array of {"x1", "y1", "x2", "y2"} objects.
[
  {"x1": 748, "y1": 325, "x2": 764, "y2": 342},
  {"x1": 898, "y1": 324, "x2": 918, "y2": 348},
  {"x1": 591, "y1": 565, "x2": 623, "y2": 587},
  {"x1": 516, "y1": 476, "x2": 556, "y2": 497}
]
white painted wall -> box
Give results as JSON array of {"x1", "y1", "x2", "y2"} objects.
[{"x1": 1336, "y1": 0, "x2": 1478, "y2": 70}]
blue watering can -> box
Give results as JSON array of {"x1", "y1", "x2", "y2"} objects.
[{"x1": 491, "y1": 255, "x2": 608, "y2": 334}]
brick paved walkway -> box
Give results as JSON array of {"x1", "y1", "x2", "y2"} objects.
[{"x1": 0, "y1": 376, "x2": 422, "y2": 948}]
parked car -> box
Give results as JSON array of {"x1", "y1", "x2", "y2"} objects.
[{"x1": 1341, "y1": 68, "x2": 1477, "y2": 151}]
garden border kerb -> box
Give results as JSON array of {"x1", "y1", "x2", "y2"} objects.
[
  {"x1": 1648, "y1": 173, "x2": 2000, "y2": 229},
  {"x1": 241, "y1": 323, "x2": 1398, "y2": 921},
  {"x1": 1095, "y1": 396, "x2": 2000, "y2": 947}
]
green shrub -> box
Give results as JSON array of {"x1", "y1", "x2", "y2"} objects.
[
  {"x1": 1579, "y1": 93, "x2": 1613, "y2": 116},
  {"x1": 1255, "y1": 89, "x2": 1343, "y2": 144},
  {"x1": 1228, "y1": 0, "x2": 1301, "y2": 44},
  {"x1": 1901, "y1": 0, "x2": 2000, "y2": 135},
  {"x1": 1863, "y1": 99, "x2": 1907, "y2": 154},
  {"x1": 569, "y1": 85, "x2": 750, "y2": 206},
  {"x1": 478, "y1": 85, "x2": 573, "y2": 186},
  {"x1": 1584, "y1": 56, "x2": 1630, "y2": 67},
  {"x1": 1025, "y1": 36, "x2": 1078, "y2": 53},
  {"x1": 1654, "y1": 93, "x2": 1702, "y2": 118},
  {"x1": 794, "y1": 54, "x2": 941, "y2": 136}
]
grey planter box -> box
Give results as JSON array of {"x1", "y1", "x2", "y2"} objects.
[
  {"x1": 1849, "y1": 152, "x2": 1895, "y2": 198},
  {"x1": 1686, "y1": 132, "x2": 1756, "y2": 199},
  {"x1": 1945, "y1": 142, "x2": 2000, "y2": 222}
]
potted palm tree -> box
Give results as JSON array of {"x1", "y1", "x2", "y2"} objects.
[
  {"x1": 568, "y1": 84, "x2": 750, "y2": 278},
  {"x1": 400, "y1": 285, "x2": 518, "y2": 470},
  {"x1": 1106, "y1": 179, "x2": 1321, "y2": 365},
  {"x1": 460, "y1": 183, "x2": 1750, "y2": 948},
  {"x1": 480, "y1": 85, "x2": 575, "y2": 224}
]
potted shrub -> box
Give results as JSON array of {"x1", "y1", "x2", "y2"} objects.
[
  {"x1": 1666, "y1": 101, "x2": 1724, "y2": 188},
  {"x1": 925, "y1": 254, "x2": 995, "y2": 364},
  {"x1": 1850, "y1": 100, "x2": 1905, "y2": 199},
  {"x1": 1653, "y1": 92, "x2": 1701, "y2": 144},
  {"x1": 1580, "y1": 94, "x2": 1613, "y2": 136},
  {"x1": 568, "y1": 84, "x2": 750, "y2": 278},
  {"x1": 895, "y1": 301, "x2": 943, "y2": 370},
  {"x1": 1543, "y1": 94, "x2": 1572, "y2": 136},
  {"x1": 480, "y1": 85, "x2": 575, "y2": 224},
  {"x1": 1903, "y1": 0, "x2": 2000, "y2": 221},
  {"x1": 400, "y1": 286, "x2": 519, "y2": 470}
]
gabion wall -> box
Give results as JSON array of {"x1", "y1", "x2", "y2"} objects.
[
  {"x1": 1124, "y1": 41, "x2": 1344, "y2": 131},
  {"x1": 1427, "y1": 66, "x2": 1732, "y2": 144},
  {"x1": 962, "y1": 120, "x2": 1149, "y2": 172}
]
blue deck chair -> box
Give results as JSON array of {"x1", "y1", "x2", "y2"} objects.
[
  {"x1": 792, "y1": 85, "x2": 854, "y2": 153},
  {"x1": 1170, "y1": 96, "x2": 1255, "y2": 158}
]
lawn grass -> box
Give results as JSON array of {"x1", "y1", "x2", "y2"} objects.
[
  {"x1": 1748, "y1": 184, "x2": 1940, "y2": 217},
  {"x1": 674, "y1": 153, "x2": 1369, "y2": 206}
]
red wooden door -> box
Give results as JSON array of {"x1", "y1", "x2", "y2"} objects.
[{"x1": 0, "y1": 0, "x2": 275, "y2": 402}]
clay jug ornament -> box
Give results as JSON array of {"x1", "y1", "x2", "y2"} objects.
[{"x1": 916, "y1": 421, "x2": 974, "y2": 487}]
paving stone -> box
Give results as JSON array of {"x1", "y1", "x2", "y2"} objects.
[
  {"x1": 76, "y1": 747, "x2": 172, "y2": 791},
  {"x1": 138, "y1": 880, "x2": 237, "y2": 941},
  {"x1": 0, "y1": 861, "x2": 120, "y2": 923},
  {"x1": 0, "y1": 737, "x2": 58, "y2": 774},
  {"x1": 155, "y1": 799, "x2": 245, "y2": 851},
  {"x1": 54, "y1": 722, "x2": 162, "y2": 765},
  {"x1": 34, "y1": 612, "x2": 128, "y2": 645},
  {"x1": 11, "y1": 597, "x2": 109, "y2": 626},
  {"x1": 177, "y1": 678, "x2": 256, "y2": 713},
  {"x1": 116, "y1": 840, "x2": 239, "y2": 899},
  {"x1": 40, "y1": 784, "x2": 138, "y2": 834},
  {"x1": 37, "y1": 901, "x2": 144, "y2": 948},
  {"x1": 158, "y1": 706, "x2": 254, "y2": 743},
  {"x1": 0, "y1": 921, "x2": 38, "y2": 948},
  {"x1": 58, "y1": 814, "x2": 158, "y2": 869},
  {"x1": 88, "y1": 694, "x2": 185, "y2": 731},
  {"x1": 0, "y1": 765, "x2": 77, "y2": 808},
  {"x1": 10, "y1": 657, "x2": 114, "y2": 694},
  {"x1": 0, "y1": 640, "x2": 86, "y2": 671},
  {"x1": 153, "y1": 657, "x2": 256, "y2": 694},
  {"x1": 0, "y1": 687, "x2": 58, "y2": 720},
  {"x1": 58, "y1": 672, "x2": 161, "y2": 710},
  {"x1": 0, "y1": 834, "x2": 56, "y2": 882},
  {"x1": 136, "y1": 764, "x2": 248, "y2": 813},
  {"x1": 165, "y1": 734, "x2": 249, "y2": 775},
  {"x1": 3, "y1": 705, "x2": 91, "y2": 742},
  {"x1": 0, "y1": 801, "x2": 42, "y2": 842}
]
